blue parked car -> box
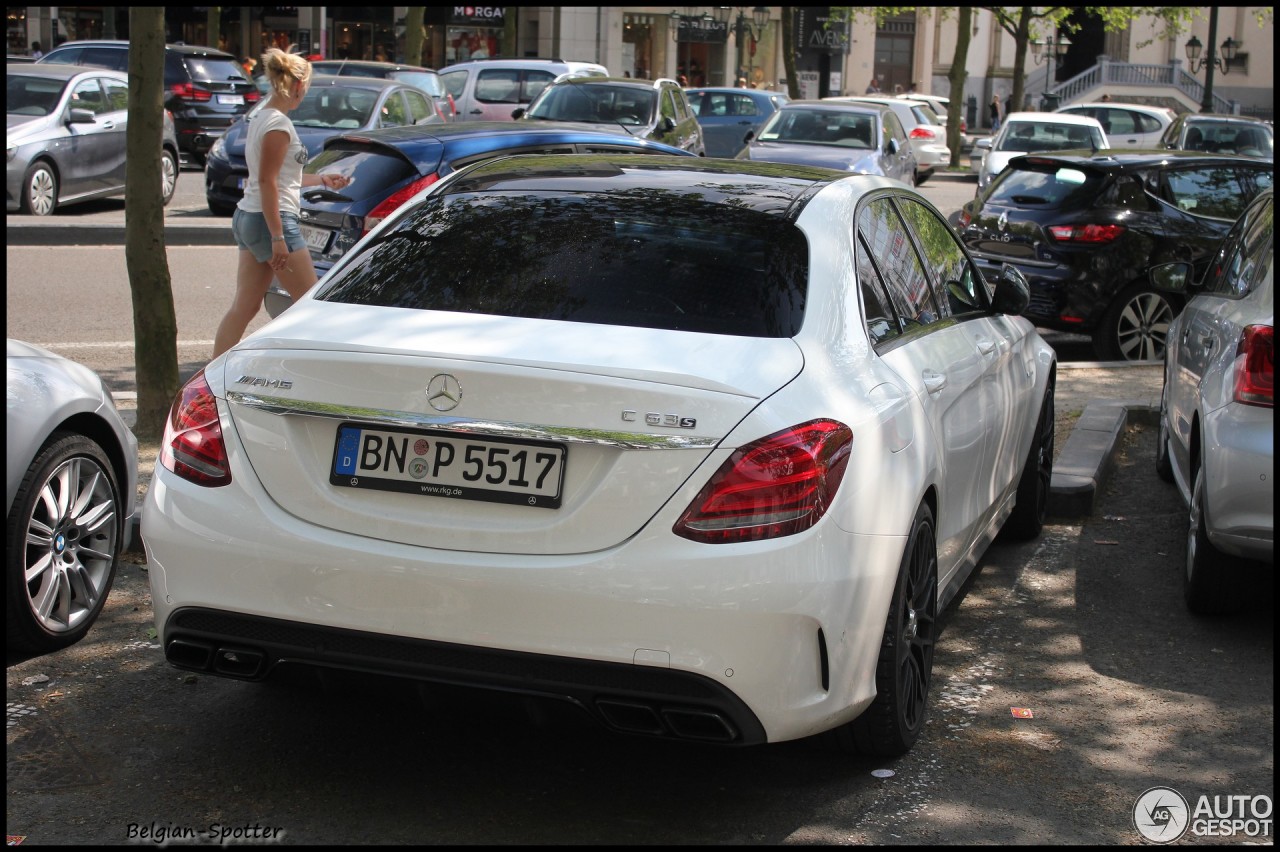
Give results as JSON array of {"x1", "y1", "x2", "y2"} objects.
[
  {"x1": 685, "y1": 86, "x2": 789, "y2": 158},
  {"x1": 263, "y1": 122, "x2": 698, "y2": 316},
  {"x1": 204, "y1": 75, "x2": 443, "y2": 215}
]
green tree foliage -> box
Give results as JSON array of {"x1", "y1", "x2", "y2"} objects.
[{"x1": 125, "y1": 7, "x2": 179, "y2": 440}]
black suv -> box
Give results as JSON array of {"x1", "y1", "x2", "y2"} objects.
[
  {"x1": 37, "y1": 40, "x2": 259, "y2": 165},
  {"x1": 513, "y1": 76, "x2": 706, "y2": 155},
  {"x1": 956, "y1": 151, "x2": 1274, "y2": 360}
]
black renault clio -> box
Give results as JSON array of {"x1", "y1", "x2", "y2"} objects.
[{"x1": 955, "y1": 151, "x2": 1273, "y2": 360}]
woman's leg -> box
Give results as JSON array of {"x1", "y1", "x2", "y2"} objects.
[{"x1": 213, "y1": 249, "x2": 275, "y2": 359}]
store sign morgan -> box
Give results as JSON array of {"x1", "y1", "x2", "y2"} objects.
[{"x1": 452, "y1": 7, "x2": 505, "y2": 25}]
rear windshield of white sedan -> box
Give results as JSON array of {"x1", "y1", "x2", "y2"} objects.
[{"x1": 314, "y1": 191, "x2": 809, "y2": 337}]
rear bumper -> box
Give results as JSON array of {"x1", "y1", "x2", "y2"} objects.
[{"x1": 1203, "y1": 403, "x2": 1274, "y2": 562}]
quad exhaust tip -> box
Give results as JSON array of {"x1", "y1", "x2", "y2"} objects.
[{"x1": 596, "y1": 699, "x2": 738, "y2": 743}]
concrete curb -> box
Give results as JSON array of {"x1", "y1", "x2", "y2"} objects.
[
  {"x1": 1048, "y1": 400, "x2": 1159, "y2": 519},
  {"x1": 7, "y1": 221, "x2": 232, "y2": 247}
]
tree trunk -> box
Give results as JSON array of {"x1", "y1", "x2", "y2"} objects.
[
  {"x1": 503, "y1": 8, "x2": 518, "y2": 58},
  {"x1": 782, "y1": 8, "x2": 799, "y2": 99},
  {"x1": 1009, "y1": 8, "x2": 1032, "y2": 115},
  {"x1": 206, "y1": 7, "x2": 220, "y2": 51},
  {"x1": 125, "y1": 7, "x2": 179, "y2": 441},
  {"x1": 404, "y1": 7, "x2": 424, "y2": 67},
  {"x1": 946, "y1": 7, "x2": 973, "y2": 167}
]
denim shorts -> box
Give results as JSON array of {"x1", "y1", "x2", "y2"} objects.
[{"x1": 232, "y1": 208, "x2": 306, "y2": 262}]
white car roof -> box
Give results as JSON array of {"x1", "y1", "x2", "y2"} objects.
[{"x1": 1002, "y1": 111, "x2": 1104, "y2": 128}]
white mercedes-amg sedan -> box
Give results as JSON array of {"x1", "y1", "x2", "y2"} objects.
[{"x1": 142, "y1": 155, "x2": 1056, "y2": 757}]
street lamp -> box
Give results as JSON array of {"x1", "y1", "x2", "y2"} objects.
[
  {"x1": 1030, "y1": 30, "x2": 1071, "y2": 109},
  {"x1": 713, "y1": 6, "x2": 769, "y2": 84},
  {"x1": 1184, "y1": 7, "x2": 1239, "y2": 113}
]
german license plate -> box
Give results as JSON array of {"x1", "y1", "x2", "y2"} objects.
[
  {"x1": 301, "y1": 224, "x2": 330, "y2": 252},
  {"x1": 330, "y1": 423, "x2": 566, "y2": 509},
  {"x1": 217, "y1": 94, "x2": 244, "y2": 105}
]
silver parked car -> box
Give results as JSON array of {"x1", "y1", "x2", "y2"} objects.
[
  {"x1": 6, "y1": 339, "x2": 138, "y2": 653},
  {"x1": 738, "y1": 100, "x2": 917, "y2": 186},
  {"x1": 827, "y1": 95, "x2": 950, "y2": 184},
  {"x1": 1152, "y1": 188, "x2": 1274, "y2": 614},
  {"x1": 7, "y1": 62, "x2": 179, "y2": 214}
]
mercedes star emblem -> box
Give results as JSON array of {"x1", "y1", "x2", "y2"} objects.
[{"x1": 426, "y1": 374, "x2": 462, "y2": 412}]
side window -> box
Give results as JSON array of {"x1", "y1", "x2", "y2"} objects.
[
  {"x1": 660, "y1": 89, "x2": 677, "y2": 122},
  {"x1": 1099, "y1": 174, "x2": 1154, "y2": 212},
  {"x1": 404, "y1": 90, "x2": 432, "y2": 124},
  {"x1": 41, "y1": 47, "x2": 84, "y2": 65},
  {"x1": 1204, "y1": 197, "x2": 1274, "y2": 298},
  {"x1": 855, "y1": 234, "x2": 901, "y2": 345},
  {"x1": 68, "y1": 78, "x2": 107, "y2": 115},
  {"x1": 896, "y1": 197, "x2": 987, "y2": 317},
  {"x1": 1162, "y1": 167, "x2": 1250, "y2": 220},
  {"x1": 1135, "y1": 113, "x2": 1162, "y2": 134},
  {"x1": 379, "y1": 92, "x2": 408, "y2": 128},
  {"x1": 522, "y1": 70, "x2": 555, "y2": 101},
  {"x1": 857, "y1": 198, "x2": 940, "y2": 329},
  {"x1": 100, "y1": 77, "x2": 129, "y2": 113},
  {"x1": 730, "y1": 94, "x2": 758, "y2": 116},
  {"x1": 475, "y1": 69, "x2": 520, "y2": 103},
  {"x1": 440, "y1": 70, "x2": 467, "y2": 99},
  {"x1": 81, "y1": 47, "x2": 128, "y2": 72},
  {"x1": 674, "y1": 89, "x2": 694, "y2": 121},
  {"x1": 884, "y1": 112, "x2": 907, "y2": 149}
]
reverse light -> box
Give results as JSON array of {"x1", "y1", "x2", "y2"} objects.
[
  {"x1": 673, "y1": 420, "x2": 853, "y2": 544},
  {"x1": 170, "y1": 82, "x2": 212, "y2": 102},
  {"x1": 364, "y1": 172, "x2": 440, "y2": 234},
  {"x1": 160, "y1": 369, "x2": 232, "y2": 486},
  {"x1": 1047, "y1": 223, "x2": 1126, "y2": 243},
  {"x1": 1233, "y1": 324, "x2": 1274, "y2": 407}
]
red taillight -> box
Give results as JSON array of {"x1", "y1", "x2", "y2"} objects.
[
  {"x1": 170, "y1": 82, "x2": 212, "y2": 102},
  {"x1": 160, "y1": 370, "x2": 232, "y2": 486},
  {"x1": 364, "y1": 173, "x2": 440, "y2": 234},
  {"x1": 673, "y1": 420, "x2": 853, "y2": 544},
  {"x1": 1047, "y1": 223, "x2": 1126, "y2": 243},
  {"x1": 957, "y1": 209, "x2": 972, "y2": 228},
  {"x1": 245, "y1": 89, "x2": 261, "y2": 103},
  {"x1": 1234, "y1": 324, "x2": 1274, "y2": 407},
  {"x1": 909, "y1": 127, "x2": 936, "y2": 139}
]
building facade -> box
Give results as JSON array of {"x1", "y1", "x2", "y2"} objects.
[{"x1": 10, "y1": 6, "x2": 1272, "y2": 122}]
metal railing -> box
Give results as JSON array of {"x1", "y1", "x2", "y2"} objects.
[{"x1": 1037, "y1": 59, "x2": 1235, "y2": 113}]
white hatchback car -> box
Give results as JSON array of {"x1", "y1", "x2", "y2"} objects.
[
  {"x1": 974, "y1": 111, "x2": 1108, "y2": 191},
  {"x1": 826, "y1": 95, "x2": 951, "y2": 184},
  {"x1": 1153, "y1": 188, "x2": 1274, "y2": 614},
  {"x1": 1055, "y1": 102, "x2": 1176, "y2": 149},
  {"x1": 142, "y1": 155, "x2": 1056, "y2": 757}
]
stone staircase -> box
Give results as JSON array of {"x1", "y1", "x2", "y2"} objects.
[{"x1": 1029, "y1": 58, "x2": 1237, "y2": 113}]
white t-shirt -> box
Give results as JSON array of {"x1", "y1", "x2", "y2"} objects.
[{"x1": 238, "y1": 107, "x2": 306, "y2": 216}]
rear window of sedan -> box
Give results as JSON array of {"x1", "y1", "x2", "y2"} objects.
[
  {"x1": 315, "y1": 190, "x2": 809, "y2": 337},
  {"x1": 985, "y1": 162, "x2": 1106, "y2": 208},
  {"x1": 997, "y1": 121, "x2": 1104, "y2": 153}
]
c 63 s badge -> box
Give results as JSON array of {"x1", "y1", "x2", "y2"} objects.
[{"x1": 622, "y1": 410, "x2": 696, "y2": 429}]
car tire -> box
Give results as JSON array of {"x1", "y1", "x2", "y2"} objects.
[
  {"x1": 1002, "y1": 376, "x2": 1055, "y2": 540},
  {"x1": 5, "y1": 433, "x2": 122, "y2": 653},
  {"x1": 915, "y1": 168, "x2": 930, "y2": 186},
  {"x1": 832, "y1": 502, "x2": 938, "y2": 757},
  {"x1": 1093, "y1": 284, "x2": 1181, "y2": 362},
  {"x1": 207, "y1": 198, "x2": 236, "y2": 217},
  {"x1": 1184, "y1": 461, "x2": 1241, "y2": 615},
  {"x1": 161, "y1": 147, "x2": 179, "y2": 206},
  {"x1": 1155, "y1": 378, "x2": 1175, "y2": 483},
  {"x1": 22, "y1": 161, "x2": 58, "y2": 216}
]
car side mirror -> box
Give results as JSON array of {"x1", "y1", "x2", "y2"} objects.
[
  {"x1": 67, "y1": 108, "x2": 96, "y2": 124},
  {"x1": 975, "y1": 137, "x2": 993, "y2": 150},
  {"x1": 989, "y1": 263, "x2": 1031, "y2": 315},
  {"x1": 511, "y1": 107, "x2": 525, "y2": 120},
  {"x1": 661, "y1": 116, "x2": 677, "y2": 132},
  {"x1": 743, "y1": 130, "x2": 755, "y2": 144},
  {"x1": 886, "y1": 138, "x2": 899, "y2": 155},
  {"x1": 1149, "y1": 261, "x2": 1194, "y2": 293}
]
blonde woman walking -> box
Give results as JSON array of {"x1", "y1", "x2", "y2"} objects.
[
  {"x1": 989, "y1": 94, "x2": 1002, "y2": 132},
  {"x1": 213, "y1": 48, "x2": 352, "y2": 358}
]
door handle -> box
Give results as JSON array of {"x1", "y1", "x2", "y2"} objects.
[
  {"x1": 922, "y1": 370, "x2": 947, "y2": 395},
  {"x1": 101, "y1": 121, "x2": 115, "y2": 129},
  {"x1": 469, "y1": 109, "x2": 482, "y2": 114},
  {"x1": 1200, "y1": 336, "x2": 1216, "y2": 350},
  {"x1": 976, "y1": 339, "x2": 996, "y2": 356}
]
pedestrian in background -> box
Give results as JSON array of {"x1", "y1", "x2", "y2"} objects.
[
  {"x1": 865, "y1": 77, "x2": 880, "y2": 94},
  {"x1": 30, "y1": 40, "x2": 43, "y2": 59},
  {"x1": 213, "y1": 48, "x2": 352, "y2": 359},
  {"x1": 1100, "y1": 93, "x2": 1112, "y2": 103},
  {"x1": 990, "y1": 94, "x2": 1002, "y2": 132}
]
